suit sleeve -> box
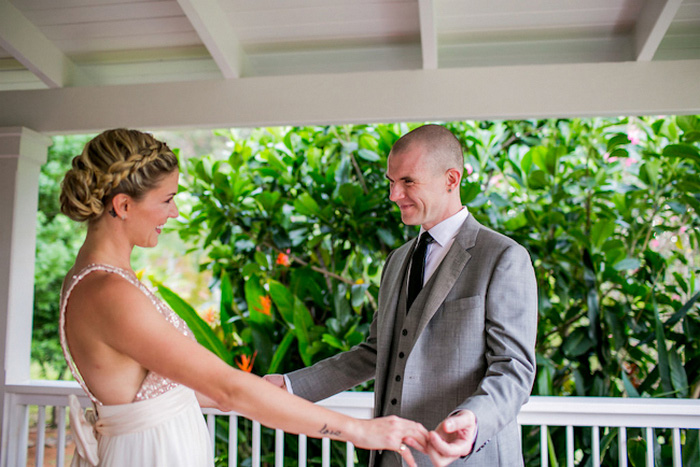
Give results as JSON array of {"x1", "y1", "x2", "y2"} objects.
[
  {"x1": 457, "y1": 243, "x2": 538, "y2": 454},
  {"x1": 285, "y1": 250, "x2": 398, "y2": 402}
]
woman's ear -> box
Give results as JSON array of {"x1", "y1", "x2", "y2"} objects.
[{"x1": 110, "y1": 194, "x2": 130, "y2": 220}]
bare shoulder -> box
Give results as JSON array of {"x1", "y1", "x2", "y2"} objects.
[{"x1": 66, "y1": 271, "x2": 151, "y2": 322}]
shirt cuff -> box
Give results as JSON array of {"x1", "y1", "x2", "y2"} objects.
[{"x1": 283, "y1": 374, "x2": 294, "y2": 394}]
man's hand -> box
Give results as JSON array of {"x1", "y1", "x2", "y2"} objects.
[
  {"x1": 426, "y1": 410, "x2": 477, "y2": 467},
  {"x1": 262, "y1": 374, "x2": 287, "y2": 391}
]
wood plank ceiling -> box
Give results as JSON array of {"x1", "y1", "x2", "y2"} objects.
[{"x1": 1, "y1": 0, "x2": 699, "y2": 93}]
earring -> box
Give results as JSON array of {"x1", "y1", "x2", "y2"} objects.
[{"x1": 121, "y1": 215, "x2": 127, "y2": 221}]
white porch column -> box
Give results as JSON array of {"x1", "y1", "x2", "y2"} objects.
[{"x1": 0, "y1": 127, "x2": 51, "y2": 466}]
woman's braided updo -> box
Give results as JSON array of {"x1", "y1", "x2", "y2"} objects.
[{"x1": 60, "y1": 129, "x2": 179, "y2": 222}]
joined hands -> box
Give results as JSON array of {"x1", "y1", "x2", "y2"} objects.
[{"x1": 263, "y1": 375, "x2": 476, "y2": 467}]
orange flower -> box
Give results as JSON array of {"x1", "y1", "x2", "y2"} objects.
[
  {"x1": 254, "y1": 295, "x2": 272, "y2": 316},
  {"x1": 236, "y1": 351, "x2": 257, "y2": 373},
  {"x1": 200, "y1": 306, "x2": 220, "y2": 327},
  {"x1": 276, "y1": 252, "x2": 291, "y2": 267}
]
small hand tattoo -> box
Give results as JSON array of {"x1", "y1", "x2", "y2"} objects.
[{"x1": 319, "y1": 424, "x2": 341, "y2": 437}]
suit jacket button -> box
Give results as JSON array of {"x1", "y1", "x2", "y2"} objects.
[
  {"x1": 391, "y1": 398, "x2": 397, "y2": 405},
  {"x1": 395, "y1": 375, "x2": 401, "y2": 382},
  {"x1": 402, "y1": 329, "x2": 408, "y2": 336},
  {"x1": 398, "y1": 352, "x2": 405, "y2": 358}
]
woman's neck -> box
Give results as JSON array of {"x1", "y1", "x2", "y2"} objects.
[{"x1": 75, "y1": 222, "x2": 134, "y2": 271}]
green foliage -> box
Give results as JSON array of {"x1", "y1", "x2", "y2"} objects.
[
  {"x1": 161, "y1": 118, "x2": 699, "y2": 466},
  {"x1": 33, "y1": 135, "x2": 92, "y2": 379}
]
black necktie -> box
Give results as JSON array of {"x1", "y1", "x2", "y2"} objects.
[{"x1": 407, "y1": 232, "x2": 434, "y2": 312}]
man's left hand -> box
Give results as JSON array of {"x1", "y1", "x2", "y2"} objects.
[{"x1": 426, "y1": 410, "x2": 477, "y2": 467}]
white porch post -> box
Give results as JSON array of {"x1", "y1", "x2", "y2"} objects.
[{"x1": 0, "y1": 127, "x2": 51, "y2": 466}]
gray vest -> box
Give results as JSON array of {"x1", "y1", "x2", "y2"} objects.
[{"x1": 377, "y1": 272, "x2": 427, "y2": 467}]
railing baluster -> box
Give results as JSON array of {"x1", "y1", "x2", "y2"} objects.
[
  {"x1": 275, "y1": 428, "x2": 284, "y2": 466},
  {"x1": 322, "y1": 437, "x2": 331, "y2": 467},
  {"x1": 17, "y1": 403, "x2": 29, "y2": 467},
  {"x1": 541, "y1": 425, "x2": 548, "y2": 467},
  {"x1": 672, "y1": 428, "x2": 681, "y2": 467},
  {"x1": 57, "y1": 405, "x2": 67, "y2": 467},
  {"x1": 298, "y1": 434, "x2": 307, "y2": 467},
  {"x1": 592, "y1": 425, "x2": 600, "y2": 467},
  {"x1": 566, "y1": 425, "x2": 574, "y2": 467},
  {"x1": 35, "y1": 405, "x2": 46, "y2": 467},
  {"x1": 252, "y1": 420, "x2": 261, "y2": 467},
  {"x1": 207, "y1": 414, "x2": 216, "y2": 443},
  {"x1": 645, "y1": 427, "x2": 654, "y2": 467},
  {"x1": 618, "y1": 427, "x2": 627, "y2": 467},
  {"x1": 346, "y1": 441, "x2": 355, "y2": 467},
  {"x1": 229, "y1": 415, "x2": 238, "y2": 467}
]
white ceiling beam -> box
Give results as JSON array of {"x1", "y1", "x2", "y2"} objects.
[
  {"x1": 176, "y1": 0, "x2": 247, "y2": 79},
  {"x1": 1, "y1": 60, "x2": 699, "y2": 134},
  {"x1": 0, "y1": 0, "x2": 81, "y2": 88},
  {"x1": 418, "y1": 0, "x2": 438, "y2": 69},
  {"x1": 634, "y1": 0, "x2": 683, "y2": 61}
]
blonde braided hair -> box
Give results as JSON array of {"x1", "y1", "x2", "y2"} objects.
[{"x1": 60, "y1": 129, "x2": 179, "y2": 222}]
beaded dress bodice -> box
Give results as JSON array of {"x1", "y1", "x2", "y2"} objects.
[{"x1": 59, "y1": 263, "x2": 196, "y2": 406}]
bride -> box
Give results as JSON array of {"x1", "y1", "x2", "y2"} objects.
[{"x1": 59, "y1": 128, "x2": 428, "y2": 466}]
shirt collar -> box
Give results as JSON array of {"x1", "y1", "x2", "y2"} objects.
[{"x1": 418, "y1": 207, "x2": 469, "y2": 247}]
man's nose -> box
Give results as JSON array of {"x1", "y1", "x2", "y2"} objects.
[{"x1": 389, "y1": 184, "x2": 403, "y2": 201}]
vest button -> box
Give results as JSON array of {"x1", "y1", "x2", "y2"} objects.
[
  {"x1": 402, "y1": 329, "x2": 408, "y2": 336},
  {"x1": 391, "y1": 398, "x2": 397, "y2": 405},
  {"x1": 399, "y1": 352, "x2": 405, "y2": 359}
]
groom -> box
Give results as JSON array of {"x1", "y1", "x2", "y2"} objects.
[{"x1": 266, "y1": 124, "x2": 538, "y2": 466}]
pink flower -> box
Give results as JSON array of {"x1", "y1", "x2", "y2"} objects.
[
  {"x1": 465, "y1": 164, "x2": 474, "y2": 175},
  {"x1": 679, "y1": 226, "x2": 687, "y2": 234},
  {"x1": 650, "y1": 239, "x2": 660, "y2": 249},
  {"x1": 603, "y1": 152, "x2": 618, "y2": 163},
  {"x1": 624, "y1": 157, "x2": 638, "y2": 167},
  {"x1": 627, "y1": 125, "x2": 643, "y2": 145}
]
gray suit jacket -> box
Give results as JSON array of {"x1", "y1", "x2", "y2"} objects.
[{"x1": 288, "y1": 215, "x2": 538, "y2": 466}]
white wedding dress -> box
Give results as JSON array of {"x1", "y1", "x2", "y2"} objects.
[{"x1": 60, "y1": 264, "x2": 214, "y2": 467}]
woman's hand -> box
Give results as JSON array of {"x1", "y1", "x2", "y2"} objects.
[{"x1": 351, "y1": 416, "x2": 429, "y2": 467}]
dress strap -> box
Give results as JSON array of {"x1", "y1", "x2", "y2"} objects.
[{"x1": 59, "y1": 263, "x2": 141, "y2": 406}]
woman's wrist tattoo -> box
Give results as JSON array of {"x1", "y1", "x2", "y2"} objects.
[{"x1": 319, "y1": 424, "x2": 341, "y2": 437}]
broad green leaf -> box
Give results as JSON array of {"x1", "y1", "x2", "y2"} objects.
[
  {"x1": 339, "y1": 183, "x2": 363, "y2": 207},
  {"x1": 621, "y1": 371, "x2": 640, "y2": 397},
  {"x1": 562, "y1": 327, "x2": 593, "y2": 357},
  {"x1": 663, "y1": 144, "x2": 700, "y2": 164},
  {"x1": 668, "y1": 351, "x2": 688, "y2": 397},
  {"x1": 607, "y1": 133, "x2": 631, "y2": 150},
  {"x1": 269, "y1": 280, "x2": 295, "y2": 325},
  {"x1": 590, "y1": 219, "x2": 615, "y2": 250},
  {"x1": 653, "y1": 296, "x2": 674, "y2": 395},
  {"x1": 294, "y1": 192, "x2": 321, "y2": 217},
  {"x1": 357, "y1": 148, "x2": 381, "y2": 162},
  {"x1": 613, "y1": 257, "x2": 641, "y2": 271},
  {"x1": 268, "y1": 330, "x2": 296, "y2": 374},
  {"x1": 156, "y1": 284, "x2": 230, "y2": 363},
  {"x1": 219, "y1": 271, "x2": 234, "y2": 337},
  {"x1": 666, "y1": 290, "x2": 700, "y2": 327},
  {"x1": 322, "y1": 334, "x2": 346, "y2": 350}
]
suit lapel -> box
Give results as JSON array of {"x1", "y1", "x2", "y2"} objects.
[{"x1": 414, "y1": 215, "x2": 480, "y2": 339}]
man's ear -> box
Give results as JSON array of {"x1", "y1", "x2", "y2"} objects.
[
  {"x1": 111, "y1": 193, "x2": 130, "y2": 220},
  {"x1": 445, "y1": 168, "x2": 462, "y2": 192}
]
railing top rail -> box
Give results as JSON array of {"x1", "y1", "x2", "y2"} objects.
[{"x1": 5, "y1": 381, "x2": 700, "y2": 428}]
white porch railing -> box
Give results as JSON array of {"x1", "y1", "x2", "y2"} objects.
[{"x1": 4, "y1": 381, "x2": 700, "y2": 467}]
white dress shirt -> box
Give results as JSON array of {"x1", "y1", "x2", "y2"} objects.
[{"x1": 418, "y1": 206, "x2": 470, "y2": 285}]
